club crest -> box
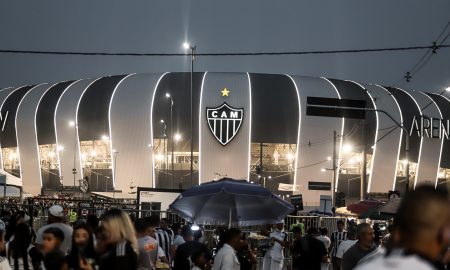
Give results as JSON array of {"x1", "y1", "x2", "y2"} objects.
[{"x1": 206, "y1": 103, "x2": 244, "y2": 146}]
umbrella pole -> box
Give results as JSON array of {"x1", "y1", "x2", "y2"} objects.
[{"x1": 228, "y1": 208, "x2": 232, "y2": 228}]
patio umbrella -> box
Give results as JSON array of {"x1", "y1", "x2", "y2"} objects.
[
  {"x1": 347, "y1": 200, "x2": 384, "y2": 215},
  {"x1": 377, "y1": 199, "x2": 401, "y2": 215},
  {"x1": 169, "y1": 178, "x2": 294, "y2": 227}
]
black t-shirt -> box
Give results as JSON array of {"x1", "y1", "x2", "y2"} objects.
[
  {"x1": 173, "y1": 241, "x2": 207, "y2": 270},
  {"x1": 292, "y1": 236, "x2": 328, "y2": 270},
  {"x1": 236, "y1": 250, "x2": 253, "y2": 270},
  {"x1": 98, "y1": 241, "x2": 137, "y2": 270},
  {"x1": 341, "y1": 242, "x2": 376, "y2": 270}
]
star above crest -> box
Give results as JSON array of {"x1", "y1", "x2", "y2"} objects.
[{"x1": 221, "y1": 88, "x2": 230, "y2": 97}]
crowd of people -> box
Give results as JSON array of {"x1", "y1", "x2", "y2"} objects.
[{"x1": 0, "y1": 185, "x2": 447, "y2": 270}]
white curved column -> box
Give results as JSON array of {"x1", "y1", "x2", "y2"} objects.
[
  {"x1": 55, "y1": 79, "x2": 98, "y2": 187},
  {"x1": 289, "y1": 76, "x2": 344, "y2": 206},
  {"x1": 198, "y1": 72, "x2": 252, "y2": 183},
  {"x1": 406, "y1": 90, "x2": 443, "y2": 187},
  {"x1": 109, "y1": 73, "x2": 166, "y2": 191},
  {"x1": 16, "y1": 84, "x2": 51, "y2": 195},
  {"x1": 363, "y1": 84, "x2": 403, "y2": 192}
]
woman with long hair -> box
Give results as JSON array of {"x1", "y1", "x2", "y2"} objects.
[
  {"x1": 65, "y1": 223, "x2": 96, "y2": 270},
  {"x1": 80, "y1": 209, "x2": 137, "y2": 270}
]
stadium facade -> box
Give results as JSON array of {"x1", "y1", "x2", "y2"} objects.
[{"x1": 1, "y1": 72, "x2": 449, "y2": 206}]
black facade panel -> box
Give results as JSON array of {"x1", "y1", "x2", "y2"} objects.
[
  {"x1": 77, "y1": 75, "x2": 127, "y2": 141},
  {"x1": 327, "y1": 79, "x2": 377, "y2": 154},
  {"x1": 0, "y1": 85, "x2": 34, "y2": 148},
  {"x1": 384, "y1": 87, "x2": 421, "y2": 162},
  {"x1": 152, "y1": 72, "x2": 204, "y2": 151},
  {"x1": 427, "y1": 93, "x2": 450, "y2": 168},
  {"x1": 36, "y1": 81, "x2": 75, "y2": 145},
  {"x1": 250, "y1": 74, "x2": 298, "y2": 143}
]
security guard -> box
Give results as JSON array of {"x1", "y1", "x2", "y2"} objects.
[{"x1": 263, "y1": 221, "x2": 289, "y2": 270}]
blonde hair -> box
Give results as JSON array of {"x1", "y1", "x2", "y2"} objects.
[{"x1": 101, "y1": 209, "x2": 138, "y2": 254}]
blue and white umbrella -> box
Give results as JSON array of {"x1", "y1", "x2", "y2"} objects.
[{"x1": 169, "y1": 178, "x2": 294, "y2": 227}]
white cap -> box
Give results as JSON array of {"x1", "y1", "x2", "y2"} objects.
[
  {"x1": 276, "y1": 220, "x2": 285, "y2": 224},
  {"x1": 48, "y1": 205, "x2": 65, "y2": 217}
]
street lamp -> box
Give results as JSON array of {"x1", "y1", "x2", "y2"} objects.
[
  {"x1": 160, "y1": 119, "x2": 168, "y2": 182},
  {"x1": 183, "y1": 41, "x2": 196, "y2": 186},
  {"x1": 69, "y1": 120, "x2": 77, "y2": 188},
  {"x1": 112, "y1": 149, "x2": 118, "y2": 199},
  {"x1": 166, "y1": 92, "x2": 175, "y2": 184},
  {"x1": 174, "y1": 133, "x2": 182, "y2": 142}
]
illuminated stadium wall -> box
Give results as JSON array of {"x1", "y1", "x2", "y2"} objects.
[{"x1": 1, "y1": 72, "x2": 449, "y2": 206}]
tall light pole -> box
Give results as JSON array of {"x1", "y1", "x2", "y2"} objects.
[
  {"x1": 166, "y1": 93, "x2": 174, "y2": 184},
  {"x1": 69, "y1": 120, "x2": 77, "y2": 188},
  {"x1": 112, "y1": 149, "x2": 118, "y2": 200},
  {"x1": 160, "y1": 119, "x2": 168, "y2": 183},
  {"x1": 174, "y1": 133, "x2": 182, "y2": 188},
  {"x1": 183, "y1": 41, "x2": 196, "y2": 187}
]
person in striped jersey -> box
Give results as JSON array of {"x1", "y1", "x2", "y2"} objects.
[
  {"x1": 331, "y1": 220, "x2": 348, "y2": 270},
  {"x1": 156, "y1": 218, "x2": 175, "y2": 263}
]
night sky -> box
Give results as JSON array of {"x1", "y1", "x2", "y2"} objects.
[{"x1": 0, "y1": 0, "x2": 449, "y2": 92}]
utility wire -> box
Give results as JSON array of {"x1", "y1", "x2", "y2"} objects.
[
  {"x1": 0, "y1": 44, "x2": 449, "y2": 57},
  {"x1": 394, "y1": 19, "x2": 450, "y2": 84}
]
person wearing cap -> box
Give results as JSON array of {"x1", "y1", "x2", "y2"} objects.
[
  {"x1": 263, "y1": 221, "x2": 289, "y2": 270},
  {"x1": 35, "y1": 205, "x2": 73, "y2": 254}
]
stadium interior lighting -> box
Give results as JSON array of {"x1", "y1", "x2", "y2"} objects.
[
  {"x1": 327, "y1": 156, "x2": 332, "y2": 161},
  {"x1": 68, "y1": 120, "x2": 75, "y2": 127},
  {"x1": 446, "y1": 86, "x2": 450, "y2": 92},
  {"x1": 148, "y1": 144, "x2": 153, "y2": 148},
  {"x1": 57, "y1": 145, "x2": 64, "y2": 151},
  {"x1": 402, "y1": 159, "x2": 408, "y2": 165},
  {"x1": 165, "y1": 92, "x2": 171, "y2": 98},
  {"x1": 268, "y1": 175, "x2": 272, "y2": 179},
  {"x1": 258, "y1": 175, "x2": 262, "y2": 179},
  {"x1": 155, "y1": 154, "x2": 164, "y2": 161},
  {"x1": 287, "y1": 153, "x2": 294, "y2": 161},
  {"x1": 342, "y1": 144, "x2": 353, "y2": 153},
  {"x1": 191, "y1": 224, "x2": 200, "y2": 231},
  {"x1": 101, "y1": 135, "x2": 109, "y2": 141},
  {"x1": 174, "y1": 133, "x2": 182, "y2": 142},
  {"x1": 48, "y1": 152, "x2": 55, "y2": 158},
  {"x1": 160, "y1": 119, "x2": 165, "y2": 124},
  {"x1": 321, "y1": 168, "x2": 326, "y2": 172}
]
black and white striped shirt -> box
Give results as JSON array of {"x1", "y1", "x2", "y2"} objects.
[
  {"x1": 331, "y1": 230, "x2": 347, "y2": 257},
  {"x1": 156, "y1": 229, "x2": 174, "y2": 260}
]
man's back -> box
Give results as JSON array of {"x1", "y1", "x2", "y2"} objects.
[
  {"x1": 355, "y1": 252, "x2": 436, "y2": 270},
  {"x1": 292, "y1": 236, "x2": 328, "y2": 270},
  {"x1": 213, "y1": 244, "x2": 240, "y2": 270}
]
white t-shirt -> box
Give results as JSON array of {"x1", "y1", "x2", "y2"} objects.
[
  {"x1": 317, "y1": 235, "x2": 331, "y2": 249},
  {"x1": 213, "y1": 244, "x2": 240, "y2": 270},
  {"x1": 0, "y1": 257, "x2": 11, "y2": 270},
  {"x1": 267, "y1": 230, "x2": 286, "y2": 260},
  {"x1": 355, "y1": 253, "x2": 435, "y2": 270},
  {"x1": 36, "y1": 222, "x2": 73, "y2": 254},
  {"x1": 335, "y1": 239, "x2": 357, "y2": 259},
  {"x1": 173, "y1": 235, "x2": 185, "y2": 247}
]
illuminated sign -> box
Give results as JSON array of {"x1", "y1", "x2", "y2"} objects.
[
  {"x1": 206, "y1": 103, "x2": 244, "y2": 146},
  {"x1": 409, "y1": 115, "x2": 450, "y2": 139}
]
